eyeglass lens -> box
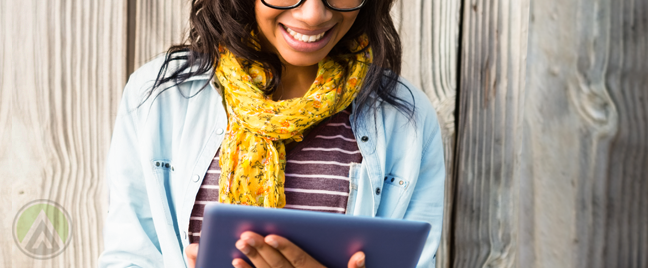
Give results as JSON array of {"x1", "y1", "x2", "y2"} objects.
[{"x1": 264, "y1": 0, "x2": 364, "y2": 9}]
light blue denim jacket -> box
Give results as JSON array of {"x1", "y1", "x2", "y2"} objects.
[{"x1": 99, "y1": 56, "x2": 445, "y2": 268}]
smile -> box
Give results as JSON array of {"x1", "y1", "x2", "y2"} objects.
[
  {"x1": 281, "y1": 24, "x2": 331, "y2": 43},
  {"x1": 279, "y1": 23, "x2": 335, "y2": 53},
  {"x1": 283, "y1": 26, "x2": 326, "y2": 43}
]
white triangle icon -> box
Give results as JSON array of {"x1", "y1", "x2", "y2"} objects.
[{"x1": 20, "y1": 209, "x2": 66, "y2": 254}]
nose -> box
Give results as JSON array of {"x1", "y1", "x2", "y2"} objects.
[{"x1": 292, "y1": 0, "x2": 333, "y2": 27}]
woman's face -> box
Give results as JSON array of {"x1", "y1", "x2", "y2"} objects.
[{"x1": 255, "y1": 0, "x2": 360, "y2": 67}]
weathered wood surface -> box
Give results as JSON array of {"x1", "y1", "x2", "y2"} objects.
[
  {"x1": 1, "y1": 0, "x2": 126, "y2": 267},
  {"x1": 131, "y1": 0, "x2": 190, "y2": 71},
  {"x1": 0, "y1": 1, "x2": 10, "y2": 266},
  {"x1": 602, "y1": 2, "x2": 648, "y2": 267},
  {"x1": 524, "y1": 1, "x2": 609, "y2": 267},
  {"x1": 525, "y1": 0, "x2": 648, "y2": 267},
  {"x1": 453, "y1": 0, "x2": 648, "y2": 267},
  {"x1": 453, "y1": 1, "x2": 530, "y2": 267},
  {"x1": 391, "y1": 0, "x2": 460, "y2": 267}
]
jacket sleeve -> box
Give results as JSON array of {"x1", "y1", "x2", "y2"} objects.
[
  {"x1": 405, "y1": 109, "x2": 446, "y2": 268},
  {"x1": 98, "y1": 71, "x2": 164, "y2": 267}
]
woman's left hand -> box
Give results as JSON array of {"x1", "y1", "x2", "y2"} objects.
[{"x1": 233, "y1": 231, "x2": 366, "y2": 268}]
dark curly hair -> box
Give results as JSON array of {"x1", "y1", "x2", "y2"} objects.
[{"x1": 148, "y1": 0, "x2": 414, "y2": 126}]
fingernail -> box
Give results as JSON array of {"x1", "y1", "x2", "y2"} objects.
[
  {"x1": 236, "y1": 240, "x2": 250, "y2": 254},
  {"x1": 265, "y1": 237, "x2": 279, "y2": 248},
  {"x1": 244, "y1": 238, "x2": 256, "y2": 247},
  {"x1": 232, "y1": 260, "x2": 243, "y2": 268},
  {"x1": 356, "y1": 253, "x2": 365, "y2": 267}
]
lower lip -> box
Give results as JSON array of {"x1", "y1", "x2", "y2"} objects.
[{"x1": 279, "y1": 24, "x2": 335, "y2": 53}]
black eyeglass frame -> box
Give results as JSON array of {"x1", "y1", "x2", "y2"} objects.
[{"x1": 260, "y1": 0, "x2": 366, "y2": 12}]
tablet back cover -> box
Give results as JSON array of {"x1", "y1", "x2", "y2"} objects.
[{"x1": 195, "y1": 203, "x2": 430, "y2": 268}]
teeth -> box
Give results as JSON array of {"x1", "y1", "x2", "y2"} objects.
[{"x1": 285, "y1": 26, "x2": 326, "y2": 43}]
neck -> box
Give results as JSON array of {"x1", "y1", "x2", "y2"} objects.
[{"x1": 273, "y1": 63, "x2": 318, "y2": 101}]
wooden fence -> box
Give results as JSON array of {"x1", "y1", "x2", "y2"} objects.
[{"x1": 1, "y1": 0, "x2": 646, "y2": 267}]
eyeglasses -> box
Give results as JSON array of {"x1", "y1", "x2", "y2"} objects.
[{"x1": 261, "y1": 0, "x2": 365, "y2": 12}]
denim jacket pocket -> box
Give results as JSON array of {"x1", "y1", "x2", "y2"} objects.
[
  {"x1": 151, "y1": 160, "x2": 176, "y2": 226},
  {"x1": 376, "y1": 174, "x2": 409, "y2": 217}
]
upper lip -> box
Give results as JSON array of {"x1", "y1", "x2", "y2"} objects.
[{"x1": 280, "y1": 23, "x2": 335, "y2": 35}]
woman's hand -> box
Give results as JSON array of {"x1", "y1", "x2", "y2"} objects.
[
  {"x1": 233, "y1": 231, "x2": 366, "y2": 268},
  {"x1": 186, "y1": 243, "x2": 199, "y2": 268},
  {"x1": 184, "y1": 232, "x2": 365, "y2": 268}
]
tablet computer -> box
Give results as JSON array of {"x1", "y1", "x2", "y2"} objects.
[{"x1": 195, "y1": 203, "x2": 430, "y2": 268}]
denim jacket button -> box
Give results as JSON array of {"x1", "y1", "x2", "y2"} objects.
[
  {"x1": 192, "y1": 174, "x2": 200, "y2": 182},
  {"x1": 375, "y1": 188, "x2": 381, "y2": 195},
  {"x1": 361, "y1": 136, "x2": 369, "y2": 142}
]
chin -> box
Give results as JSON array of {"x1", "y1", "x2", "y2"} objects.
[{"x1": 280, "y1": 51, "x2": 329, "y2": 67}]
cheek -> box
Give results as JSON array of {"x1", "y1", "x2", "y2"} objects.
[
  {"x1": 338, "y1": 12, "x2": 360, "y2": 37},
  {"x1": 255, "y1": 4, "x2": 283, "y2": 42}
]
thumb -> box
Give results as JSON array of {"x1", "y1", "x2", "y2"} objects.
[
  {"x1": 186, "y1": 243, "x2": 199, "y2": 268},
  {"x1": 347, "y1": 251, "x2": 366, "y2": 268}
]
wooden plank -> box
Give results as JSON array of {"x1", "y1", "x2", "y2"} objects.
[
  {"x1": 524, "y1": 0, "x2": 647, "y2": 267},
  {"x1": 132, "y1": 0, "x2": 191, "y2": 70},
  {"x1": 453, "y1": 0, "x2": 529, "y2": 267},
  {"x1": 0, "y1": 2, "x2": 11, "y2": 267},
  {"x1": 391, "y1": 0, "x2": 461, "y2": 267},
  {"x1": 602, "y1": 0, "x2": 648, "y2": 265},
  {"x1": 582, "y1": 0, "x2": 647, "y2": 267},
  {"x1": 523, "y1": 2, "x2": 591, "y2": 266},
  {"x1": 1, "y1": 0, "x2": 126, "y2": 267}
]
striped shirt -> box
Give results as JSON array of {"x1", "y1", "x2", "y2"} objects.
[{"x1": 188, "y1": 108, "x2": 361, "y2": 243}]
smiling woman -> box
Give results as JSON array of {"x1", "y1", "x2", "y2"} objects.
[
  {"x1": 256, "y1": 0, "x2": 361, "y2": 62},
  {"x1": 98, "y1": 0, "x2": 446, "y2": 267},
  {"x1": 254, "y1": 0, "x2": 364, "y2": 100}
]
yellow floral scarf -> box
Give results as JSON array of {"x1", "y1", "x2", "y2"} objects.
[{"x1": 214, "y1": 35, "x2": 371, "y2": 208}]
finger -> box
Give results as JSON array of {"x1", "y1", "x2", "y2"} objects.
[
  {"x1": 185, "y1": 243, "x2": 199, "y2": 268},
  {"x1": 232, "y1": 258, "x2": 254, "y2": 268},
  {"x1": 347, "y1": 251, "x2": 365, "y2": 268},
  {"x1": 235, "y1": 237, "x2": 271, "y2": 268},
  {"x1": 264, "y1": 235, "x2": 324, "y2": 268},
  {"x1": 240, "y1": 231, "x2": 294, "y2": 268}
]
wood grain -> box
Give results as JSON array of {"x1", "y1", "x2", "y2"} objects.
[
  {"x1": 524, "y1": 0, "x2": 647, "y2": 267},
  {"x1": 598, "y1": 0, "x2": 647, "y2": 267},
  {"x1": 453, "y1": 0, "x2": 530, "y2": 267},
  {"x1": 1, "y1": 0, "x2": 126, "y2": 267},
  {"x1": 570, "y1": 1, "x2": 620, "y2": 266},
  {"x1": 524, "y1": 1, "x2": 591, "y2": 266},
  {"x1": 391, "y1": 1, "x2": 460, "y2": 267},
  {"x1": 0, "y1": 2, "x2": 11, "y2": 266},
  {"x1": 132, "y1": 0, "x2": 191, "y2": 70}
]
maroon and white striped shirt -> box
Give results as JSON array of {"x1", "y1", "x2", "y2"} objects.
[{"x1": 188, "y1": 108, "x2": 361, "y2": 243}]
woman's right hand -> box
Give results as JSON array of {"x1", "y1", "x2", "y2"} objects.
[
  {"x1": 186, "y1": 243, "x2": 199, "y2": 268},
  {"x1": 185, "y1": 238, "x2": 366, "y2": 268},
  {"x1": 233, "y1": 232, "x2": 366, "y2": 268}
]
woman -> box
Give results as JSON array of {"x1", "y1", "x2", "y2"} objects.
[{"x1": 99, "y1": 0, "x2": 445, "y2": 267}]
